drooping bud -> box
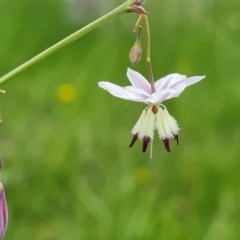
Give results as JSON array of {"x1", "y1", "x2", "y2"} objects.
[
  {"x1": 0, "y1": 183, "x2": 8, "y2": 240},
  {"x1": 129, "y1": 24, "x2": 142, "y2": 66},
  {"x1": 129, "y1": 41, "x2": 142, "y2": 65}
]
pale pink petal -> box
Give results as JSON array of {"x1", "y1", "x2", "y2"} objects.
[
  {"x1": 155, "y1": 74, "x2": 186, "y2": 92},
  {"x1": 127, "y1": 68, "x2": 151, "y2": 94},
  {"x1": 125, "y1": 86, "x2": 150, "y2": 98},
  {"x1": 145, "y1": 89, "x2": 177, "y2": 104},
  {"x1": 168, "y1": 75, "x2": 205, "y2": 97},
  {"x1": 184, "y1": 76, "x2": 205, "y2": 87},
  {"x1": 98, "y1": 81, "x2": 146, "y2": 102},
  {"x1": 155, "y1": 74, "x2": 205, "y2": 101}
]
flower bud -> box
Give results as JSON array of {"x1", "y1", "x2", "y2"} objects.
[
  {"x1": 0, "y1": 183, "x2": 8, "y2": 240},
  {"x1": 129, "y1": 41, "x2": 142, "y2": 66}
]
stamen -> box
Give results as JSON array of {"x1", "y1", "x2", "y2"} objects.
[
  {"x1": 142, "y1": 136, "x2": 151, "y2": 152},
  {"x1": 163, "y1": 138, "x2": 171, "y2": 152},
  {"x1": 149, "y1": 140, "x2": 153, "y2": 160},
  {"x1": 129, "y1": 133, "x2": 138, "y2": 147},
  {"x1": 174, "y1": 134, "x2": 179, "y2": 145}
]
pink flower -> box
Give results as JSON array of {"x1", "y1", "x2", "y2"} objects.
[
  {"x1": 98, "y1": 68, "x2": 205, "y2": 158},
  {"x1": 0, "y1": 183, "x2": 8, "y2": 240}
]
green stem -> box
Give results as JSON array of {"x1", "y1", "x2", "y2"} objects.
[
  {"x1": 0, "y1": 0, "x2": 137, "y2": 85},
  {"x1": 143, "y1": 15, "x2": 155, "y2": 93}
]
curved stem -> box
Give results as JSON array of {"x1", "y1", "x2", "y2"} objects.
[
  {"x1": 133, "y1": 14, "x2": 144, "y2": 32},
  {"x1": 143, "y1": 15, "x2": 155, "y2": 93},
  {"x1": 0, "y1": 0, "x2": 137, "y2": 85}
]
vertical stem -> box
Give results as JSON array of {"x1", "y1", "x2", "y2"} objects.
[
  {"x1": 136, "y1": 24, "x2": 142, "y2": 44},
  {"x1": 143, "y1": 15, "x2": 156, "y2": 93},
  {"x1": 147, "y1": 60, "x2": 155, "y2": 92},
  {"x1": 133, "y1": 14, "x2": 144, "y2": 32}
]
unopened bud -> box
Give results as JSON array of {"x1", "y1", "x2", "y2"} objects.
[
  {"x1": 129, "y1": 42, "x2": 142, "y2": 65},
  {"x1": 0, "y1": 183, "x2": 8, "y2": 240}
]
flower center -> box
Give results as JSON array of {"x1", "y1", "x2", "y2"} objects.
[{"x1": 151, "y1": 105, "x2": 158, "y2": 114}]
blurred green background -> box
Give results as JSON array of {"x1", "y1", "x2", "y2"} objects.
[{"x1": 1, "y1": 0, "x2": 240, "y2": 239}]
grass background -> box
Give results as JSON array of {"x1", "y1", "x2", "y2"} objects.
[{"x1": 1, "y1": 0, "x2": 240, "y2": 239}]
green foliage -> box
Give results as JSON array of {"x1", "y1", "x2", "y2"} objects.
[{"x1": 1, "y1": 0, "x2": 240, "y2": 239}]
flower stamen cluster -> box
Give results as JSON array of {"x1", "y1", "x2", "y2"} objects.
[
  {"x1": 98, "y1": 68, "x2": 205, "y2": 158},
  {"x1": 129, "y1": 105, "x2": 179, "y2": 153}
]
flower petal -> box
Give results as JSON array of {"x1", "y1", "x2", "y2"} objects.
[
  {"x1": 155, "y1": 107, "x2": 179, "y2": 140},
  {"x1": 145, "y1": 89, "x2": 177, "y2": 104},
  {"x1": 125, "y1": 86, "x2": 150, "y2": 98},
  {"x1": 169, "y1": 75, "x2": 205, "y2": 97},
  {"x1": 155, "y1": 74, "x2": 186, "y2": 92},
  {"x1": 98, "y1": 81, "x2": 146, "y2": 102},
  {"x1": 127, "y1": 68, "x2": 151, "y2": 94},
  {"x1": 184, "y1": 76, "x2": 205, "y2": 87},
  {"x1": 155, "y1": 74, "x2": 205, "y2": 102}
]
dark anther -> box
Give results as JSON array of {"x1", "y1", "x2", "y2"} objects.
[
  {"x1": 174, "y1": 135, "x2": 179, "y2": 145},
  {"x1": 129, "y1": 133, "x2": 138, "y2": 148},
  {"x1": 142, "y1": 136, "x2": 151, "y2": 152},
  {"x1": 163, "y1": 138, "x2": 171, "y2": 152}
]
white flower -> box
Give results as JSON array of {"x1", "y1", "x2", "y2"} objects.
[{"x1": 98, "y1": 68, "x2": 205, "y2": 158}]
